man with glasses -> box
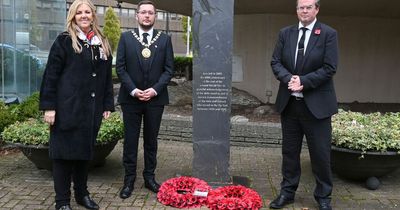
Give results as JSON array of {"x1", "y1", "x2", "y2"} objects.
[
  {"x1": 116, "y1": 0, "x2": 174, "y2": 199},
  {"x1": 269, "y1": 0, "x2": 338, "y2": 209}
]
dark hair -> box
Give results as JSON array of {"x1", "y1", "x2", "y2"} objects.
[
  {"x1": 297, "y1": 0, "x2": 320, "y2": 8},
  {"x1": 137, "y1": 0, "x2": 156, "y2": 11}
]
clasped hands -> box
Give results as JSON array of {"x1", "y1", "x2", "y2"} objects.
[
  {"x1": 288, "y1": 75, "x2": 303, "y2": 92},
  {"x1": 134, "y1": 88, "x2": 156, "y2": 101}
]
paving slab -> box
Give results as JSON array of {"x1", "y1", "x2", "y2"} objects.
[{"x1": 0, "y1": 140, "x2": 399, "y2": 210}]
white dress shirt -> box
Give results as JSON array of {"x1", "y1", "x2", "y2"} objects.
[{"x1": 292, "y1": 18, "x2": 317, "y2": 98}]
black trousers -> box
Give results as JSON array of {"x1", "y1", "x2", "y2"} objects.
[
  {"x1": 121, "y1": 103, "x2": 164, "y2": 184},
  {"x1": 280, "y1": 97, "x2": 333, "y2": 202},
  {"x1": 52, "y1": 159, "x2": 89, "y2": 209}
]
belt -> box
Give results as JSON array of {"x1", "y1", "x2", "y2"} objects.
[{"x1": 291, "y1": 96, "x2": 303, "y2": 100}]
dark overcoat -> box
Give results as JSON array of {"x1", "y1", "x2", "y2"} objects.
[
  {"x1": 39, "y1": 32, "x2": 114, "y2": 160},
  {"x1": 271, "y1": 21, "x2": 338, "y2": 119}
]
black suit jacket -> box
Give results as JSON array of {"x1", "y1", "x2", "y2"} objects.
[
  {"x1": 116, "y1": 29, "x2": 174, "y2": 106},
  {"x1": 271, "y1": 21, "x2": 339, "y2": 119}
]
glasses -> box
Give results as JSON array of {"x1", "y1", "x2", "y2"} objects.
[
  {"x1": 296, "y1": 5, "x2": 315, "y2": 11},
  {"x1": 138, "y1": 10, "x2": 155, "y2": 15}
]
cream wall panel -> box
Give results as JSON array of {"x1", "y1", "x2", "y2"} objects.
[{"x1": 233, "y1": 14, "x2": 400, "y2": 104}]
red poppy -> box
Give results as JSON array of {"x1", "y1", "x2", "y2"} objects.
[
  {"x1": 157, "y1": 176, "x2": 211, "y2": 208},
  {"x1": 207, "y1": 185, "x2": 263, "y2": 210}
]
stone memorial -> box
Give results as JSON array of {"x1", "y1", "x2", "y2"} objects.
[{"x1": 192, "y1": 0, "x2": 234, "y2": 185}]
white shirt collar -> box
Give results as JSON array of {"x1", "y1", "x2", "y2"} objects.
[
  {"x1": 138, "y1": 27, "x2": 154, "y2": 41},
  {"x1": 298, "y1": 18, "x2": 317, "y2": 31}
]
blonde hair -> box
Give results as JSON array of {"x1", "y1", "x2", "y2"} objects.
[{"x1": 66, "y1": 0, "x2": 111, "y2": 56}]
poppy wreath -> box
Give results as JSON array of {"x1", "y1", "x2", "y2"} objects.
[
  {"x1": 207, "y1": 185, "x2": 263, "y2": 210},
  {"x1": 157, "y1": 176, "x2": 211, "y2": 208}
]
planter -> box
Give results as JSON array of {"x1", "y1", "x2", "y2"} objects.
[
  {"x1": 331, "y1": 145, "x2": 400, "y2": 182},
  {"x1": 15, "y1": 139, "x2": 119, "y2": 171}
]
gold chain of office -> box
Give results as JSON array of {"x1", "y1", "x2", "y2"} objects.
[{"x1": 131, "y1": 31, "x2": 162, "y2": 58}]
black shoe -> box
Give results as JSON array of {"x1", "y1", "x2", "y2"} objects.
[
  {"x1": 269, "y1": 194, "x2": 294, "y2": 209},
  {"x1": 144, "y1": 179, "x2": 160, "y2": 193},
  {"x1": 76, "y1": 195, "x2": 99, "y2": 210},
  {"x1": 119, "y1": 184, "x2": 134, "y2": 199},
  {"x1": 56, "y1": 205, "x2": 72, "y2": 210},
  {"x1": 318, "y1": 201, "x2": 332, "y2": 210}
]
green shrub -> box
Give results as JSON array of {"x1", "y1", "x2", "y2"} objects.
[
  {"x1": 11, "y1": 92, "x2": 41, "y2": 121},
  {"x1": 0, "y1": 102, "x2": 18, "y2": 133},
  {"x1": 332, "y1": 109, "x2": 400, "y2": 153},
  {"x1": 1, "y1": 118, "x2": 49, "y2": 145},
  {"x1": 97, "y1": 112, "x2": 124, "y2": 144},
  {"x1": 2, "y1": 112, "x2": 123, "y2": 146},
  {"x1": 0, "y1": 92, "x2": 40, "y2": 137},
  {"x1": 111, "y1": 67, "x2": 119, "y2": 84},
  {"x1": 174, "y1": 56, "x2": 192, "y2": 79}
]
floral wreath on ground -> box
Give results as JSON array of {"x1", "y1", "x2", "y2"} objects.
[
  {"x1": 157, "y1": 176, "x2": 211, "y2": 208},
  {"x1": 207, "y1": 185, "x2": 263, "y2": 210}
]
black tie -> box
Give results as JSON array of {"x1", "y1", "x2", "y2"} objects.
[
  {"x1": 295, "y1": 27, "x2": 308, "y2": 73},
  {"x1": 142, "y1": 33, "x2": 149, "y2": 44}
]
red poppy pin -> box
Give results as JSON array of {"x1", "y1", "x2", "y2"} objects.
[{"x1": 314, "y1": 29, "x2": 321, "y2": 35}]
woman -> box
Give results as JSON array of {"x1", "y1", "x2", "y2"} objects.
[{"x1": 39, "y1": 0, "x2": 114, "y2": 209}]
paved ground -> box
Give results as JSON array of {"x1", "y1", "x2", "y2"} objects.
[{"x1": 0, "y1": 140, "x2": 400, "y2": 210}]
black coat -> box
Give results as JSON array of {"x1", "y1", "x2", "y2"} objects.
[{"x1": 39, "y1": 32, "x2": 114, "y2": 160}]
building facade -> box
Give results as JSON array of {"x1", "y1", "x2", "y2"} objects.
[{"x1": 1, "y1": 0, "x2": 187, "y2": 101}]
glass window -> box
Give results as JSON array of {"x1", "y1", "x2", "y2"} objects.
[
  {"x1": 113, "y1": 8, "x2": 120, "y2": 14},
  {"x1": 49, "y1": 30, "x2": 59, "y2": 40},
  {"x1": 170, "y1": 13, "x2": 177, "y2": 20},
  {"x1": 42, "y1": 2, "x2": 51, "y2": 9},
  {"x1": 128, "y1": 9, "x2": 135, "y2": 16},
  {"x1": 97, "y1": 6, "x2": 104, "y2": 15},
  {"x1": 121, "y1": 8, "x2": 128, "y2": 16},
  {"x1": 53, "y1": 2, "x2": 62, "y2": 10},
  {"x1": 1, "y1": 0, "x2": 66, "y2": 99},
  {"x1": 157, "y1": 11, "x2": 164, "y2": 20},
  {"x1": 2, "y1": 0, "x2": 11, "y2": 6}
]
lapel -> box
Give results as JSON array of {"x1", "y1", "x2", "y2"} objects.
[
  {"x1": 133, "y1": 28, "x2": 144, "y2": 68},
  {"x1": 289, "y1": 26, "x2": 299, "y2": 72},
  {"x1": 299, "y1": 21, "x2": 321, "y2": 73},
  {"x1": 147, "y1": 29, "x2": 159, "y2": 69}
]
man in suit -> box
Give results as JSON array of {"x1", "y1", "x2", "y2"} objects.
[
  {"x1": 116, "y1": 0, "x2": 174, "y2": 199},
  {"x1": 269, "y1": 0, "x2": 338, "y2": 209}
]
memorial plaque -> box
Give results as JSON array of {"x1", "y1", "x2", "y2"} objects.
[{"x1": 192, "y1": 0, "x2": 234, "y2": 184}]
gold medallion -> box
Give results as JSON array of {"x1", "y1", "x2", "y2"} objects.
[{"x1": 142, "y1": 48, "x2": 151, "y2": 58}]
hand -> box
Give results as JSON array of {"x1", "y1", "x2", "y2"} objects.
[
  {"x1": 143, "y1": 88, "x2": 156, "y2": 101},
  {"x1": 288, "y1": 75, "x2": 303, "y2": 92},
  {"x1": 103, "y1": 111, "x2": 111, "y2": 119},
  {"x1": 44, "y1": 110, "x2": 56, "y2": 125},
  {"x1": 134, "y1": 89, "x2": 147, "y2": 101}
]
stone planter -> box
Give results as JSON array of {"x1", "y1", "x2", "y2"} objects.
[
  {"x1": 15, "y1": 139, "x2": 119, "y2": 171},
  {"x1": 331, "y1": 145, "x2": 400, "y2": 183}
]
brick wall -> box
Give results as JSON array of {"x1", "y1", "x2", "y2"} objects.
[{"x1": 158, "y1": 114, "x2": 283, "y2": 147}]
